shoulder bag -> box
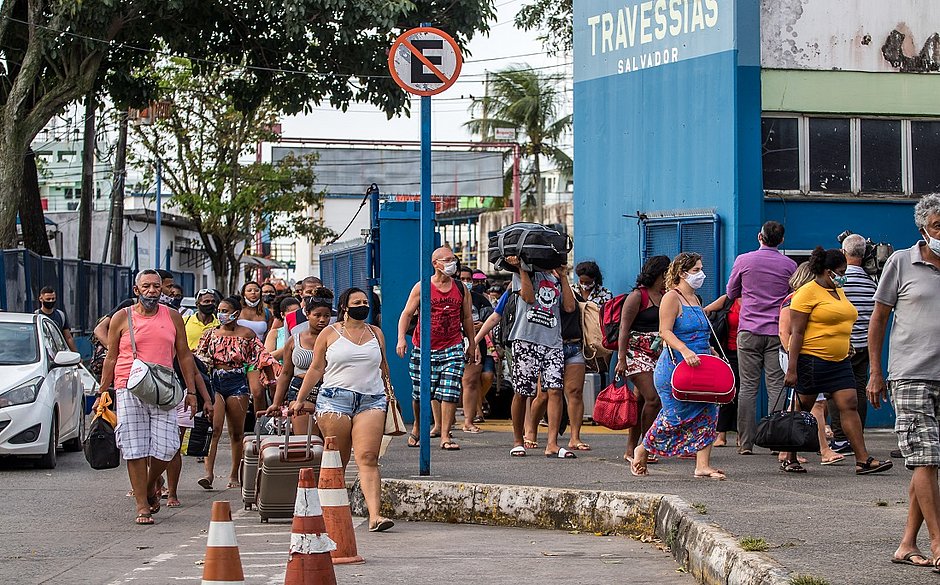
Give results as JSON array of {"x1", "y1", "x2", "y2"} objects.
[
  {"x1": 755, "y1": 387, "x2": 820, "y2": 452},
  {"x1": 125, "y1": 308, "x2": 185, "y2": 410},
  {"x1": 592, "y1": 376, "x2": 638, "y2": 430},
  {"x1": 667, "y1": 293, "x2": 736, "y2": 404},
  {"x1": 379, "y1": 336, "x2": 407, "y2": 436}
]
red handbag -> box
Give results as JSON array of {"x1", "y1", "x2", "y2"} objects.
[
  {"x1": 592, "y1": 377, "x2": 638, "y2": 430},
  {"x1": 670, "y1": 353, "x2": 736, "y2": 404}
]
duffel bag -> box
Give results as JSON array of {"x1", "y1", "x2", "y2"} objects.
[
  {"x1": 755, "y1": 387, "x2": 820, "y2": 452},
  {"x1": 488, "y1": 222, "x2": 571, "y2": 273}
]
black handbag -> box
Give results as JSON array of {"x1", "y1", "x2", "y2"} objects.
[
  {"x1": 83, "y1": 393, "x2": 121, "y2": 470},
  {"x1": 755, "y1": 387, "x2": 820, "y2": 452},
  {"x1": 181, "y1": 412, "x2": 212, "y2": 457}
]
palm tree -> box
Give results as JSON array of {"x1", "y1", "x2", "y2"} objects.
[{"x1": 466, "y1": 66, "x2": 572, "y2": 222}]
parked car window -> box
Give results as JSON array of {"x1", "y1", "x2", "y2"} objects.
[
  {"x1": 42, "y1": 321, "x2": 67, "y2": 357},
  {"x1": 0, "y1": 322, "x2": 40, "y2": 365}
]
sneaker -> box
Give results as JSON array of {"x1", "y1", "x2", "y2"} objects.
[
  {"x1": 890, "y1": 449, "x2": 902, "y2": 458},
  {"x1": 830, "y1": 440, "x2": 853, "y2": 454}
]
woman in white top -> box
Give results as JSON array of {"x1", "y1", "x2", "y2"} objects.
[{"x1": 291, "y1": 287, "x2": 393, "y2": 532}]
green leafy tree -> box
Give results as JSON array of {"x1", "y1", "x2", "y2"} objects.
[
  {"x1": 515, "y1": 0, "x2": 573, "y2": 55},
  {"x1": 131, "y1": 60, "x2": 334, "y2": 294},
  {"x1": 466, "y1": 66, "x2": 571, "y2": 222},
  {"x1": 0, "y1": 0, "x2": 496, "y2": 250}
]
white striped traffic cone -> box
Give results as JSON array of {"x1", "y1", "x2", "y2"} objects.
[
  {"x1": 318, "y1": 436, "x2": 364, "y2": 564},
  {"x1": 284, "y1": 467, "x2": 337, "y2": 585},
  {"x1": 201, "y1": 501, "x2": 245, "y2": 585}
]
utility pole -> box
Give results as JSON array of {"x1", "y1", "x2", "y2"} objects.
[
  {"x1": 105, "y1": 112, "x2": 128, "y2": 264},
  {"x1": 78, "y1": 91, "x2": 96, "y2": 260}
]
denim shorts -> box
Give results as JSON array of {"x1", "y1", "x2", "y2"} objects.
[
  {"x1": 212, "y1": 369, "x2": 249, "y2": 399},
  {"x1": 563, "y1": 341, "x2": 585, "y2": 366},
  {"x1": 285, "y1": 376, "x2": 318, "y2": 404},
  {"x1": 316, "y1": 387, "x2": 387, "y2": 418},
  {"x1": 481, "y1": 355, "x2": 496, "y2": 374}
]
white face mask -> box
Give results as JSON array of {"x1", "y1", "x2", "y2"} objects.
[
  {"x1": 442, "y1": 261, "x2": 458, "y2": 276},
  {"x1": 684, "y1": 271, "x2": 706, "y2": 290},
  {"x1": 923, "y1": 231, "x2": 940, "y2": 256}
]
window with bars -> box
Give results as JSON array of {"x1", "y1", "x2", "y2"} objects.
[{"x1": 642, "y1": 215, "x2": 721, "y2": 303}]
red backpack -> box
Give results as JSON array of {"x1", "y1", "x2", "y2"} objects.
[{"x1": 599, "y1": 287, "x2": 651, "y2": 351}]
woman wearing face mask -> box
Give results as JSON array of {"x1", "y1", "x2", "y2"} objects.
[
  {"x1": 631, "y1": 252, "x2": 725, "y2": 479},
  {"x1": 195, "y1": 297, "x2": 267, "y2": 490},
  {"x1": 261, "y1": 283, "x2": 278, "y2": 314},
  {"x1": 237, "y1": 281, "x2": 270, "y2": 339},
  {"x1": 782, "y1": 247, "x2": 893, "y2": 476},
  {"x1": 267, "y1": 288, "x2": 335, "y2": 432},
  {"x1": 574, "y1": 261, "x2": 613, "y2": 306},
  {"x1": 264, "y1": 296, "x2": 301, "y2": 361},
  {"x1": 291, "y1": 287, "x2": 394, "y2": 532}
]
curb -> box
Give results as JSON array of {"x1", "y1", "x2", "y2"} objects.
[{"x1": 350, "y1": 479, "x2": 791, "y2": 585}]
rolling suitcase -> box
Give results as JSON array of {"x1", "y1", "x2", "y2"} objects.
[
  {"x1": 241, "y1": 415, "x2": 282, "y2": 510},
  {"x1": 256, "y1": 417, "x2": 323, "y2": 522},
  {"x1": 583, "y1": 372, "x2": 601, "y2": 422}
]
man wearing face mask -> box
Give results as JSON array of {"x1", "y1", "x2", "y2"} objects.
[
  {"x1": 184, "y1": 289, "x2": 221, "y2": 350},
  {"x1": 35, "y1": 285, "x2": 77, "y2": 351},
  {"x1": 285, "y1": 276, "x2": 324, "y2": 334},
  {"x1": 459, "y1": 266, "x2": 495, "y2": 431},
  {"x1": 868, "y1": 194, "x2": 940, "y2": 567},
  {"x1": 167, "y1": 284, "x2": 190, "y2": 317},
  {"x1": 726, "y1": 220, "x2": 797, "y2": 455},
  {"x1": 397, "y1": 248, "x2": 477, "y2": 450}
]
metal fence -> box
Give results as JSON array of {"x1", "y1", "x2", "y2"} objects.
[{"x1": 319, "y1": 239, "x2": 371, "y2": 302}]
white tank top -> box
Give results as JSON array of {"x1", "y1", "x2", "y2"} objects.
[{"x1": 323, "y1": 325, "x2": 384, "y2": 396}]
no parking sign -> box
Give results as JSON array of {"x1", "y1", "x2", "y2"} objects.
[{"x1": 388, "y1": 27, "x2": 463, "y2": 96}]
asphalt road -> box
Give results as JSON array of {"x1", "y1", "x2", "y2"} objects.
[
  {"x1": 378, "y1": 424, "x2": 929, "y2": 585},
  {"x1": 0, "y1": 431, "x2": 692, "y2": 585}
]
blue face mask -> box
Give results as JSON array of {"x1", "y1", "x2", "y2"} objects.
[{"x1": 830, "y1": 271, "x2": 848, "y2": 288}]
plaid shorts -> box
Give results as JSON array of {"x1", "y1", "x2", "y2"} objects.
[
  {"x1": 511, "y1": 340, "x2": 564, "y2": 397},
  {"x1": 114, "y1": 388, "x2": 181, "y2": 462},
  {"x1": 410, "y1": 343, "x2": 465, "y2": 404},
  {"x1": 889, "y1": 379, "x2": 940, "y2": 469}
]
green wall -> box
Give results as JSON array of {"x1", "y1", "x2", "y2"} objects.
[{"x1": 762, "y1": 69, "x2": 940, "y2": 116}]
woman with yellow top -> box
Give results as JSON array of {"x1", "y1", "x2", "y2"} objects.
[{"x1": 783, "y1": 247, "x2": 892, "y2": 475}]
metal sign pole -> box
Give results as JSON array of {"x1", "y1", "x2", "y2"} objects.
[
  {"x1": 419, "y1": 93, "x2": 433, "y2": 476},
  {"x1": 154, "y1": 159, "x2": 162, "y2": 269}
]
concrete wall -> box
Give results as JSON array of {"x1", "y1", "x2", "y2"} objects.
[{"x1": 761, "y1": 0, "x2": 940, "y2": 73}]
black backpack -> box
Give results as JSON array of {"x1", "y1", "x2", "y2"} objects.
[{"x1": 494, "y1": 291, "x2": 519, "y2": 348}]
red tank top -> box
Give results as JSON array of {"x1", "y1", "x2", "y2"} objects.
[{"x1": 412, "y1": 281, "x2": 464, "y2": 351}]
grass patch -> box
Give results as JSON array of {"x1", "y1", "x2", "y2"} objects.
[
  {"x1": 691, "y1": 502, "x2": 708, "y2": 515},
  {"x1": 739, "y1": 537, "x2": 770, "y2": 552},
  {"x1": 789, "y1": 575, "x2": 830, "y2": 585}
]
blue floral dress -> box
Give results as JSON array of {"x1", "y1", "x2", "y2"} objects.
[{"x1": 643, "y1": 304, "x2": 719, "y2": 457}]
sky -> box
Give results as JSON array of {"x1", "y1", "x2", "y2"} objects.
[{"x1": 276, "y1": 0, "x2": 572, "y2": 147}]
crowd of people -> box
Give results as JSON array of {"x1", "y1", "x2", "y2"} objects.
[{"x1": 71, "y1": 195, "x2": 940, "y2": 569}]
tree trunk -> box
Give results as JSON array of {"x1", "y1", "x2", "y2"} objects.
[
  {"x1": 0, "y1": 123, "x2": 27, "y2": 248},
  {"x1": 534, "y1": 152, "x2": 544, "y2": 224},
  {"x1": 19, "y1": 148, "x2": 52, "y2": 256},
  {"x1": 107, "y1": 112, "x2": 129, "y2": 264},
  {"x1": 78, "y1": 91, "x2": 96, "y2": 260}
]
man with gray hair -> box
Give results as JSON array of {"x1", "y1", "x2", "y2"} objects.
[
  {"x1": 868, "y1": 193, "x2": 940, "y2": 568},
  {"x1": 828, "y1": 233, "x2": 878, "y2": 453}
]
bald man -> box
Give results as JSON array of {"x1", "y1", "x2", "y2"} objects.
[{"x1": 397, "y1": 248, "x2": 476, "y2": 451}]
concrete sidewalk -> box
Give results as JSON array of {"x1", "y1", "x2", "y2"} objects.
[{"x1": 376, "y1": 426, "x2": 927, "y2": 585}]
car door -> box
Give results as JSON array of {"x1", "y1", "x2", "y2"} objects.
[{"x1": 41, "y1": 321, "x2": 77, "y2": 440}]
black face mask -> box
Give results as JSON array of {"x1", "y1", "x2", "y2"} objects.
[
  {"x1": 262, "y1": 294, "x2": 276, "y2": 304},
  {"x1": 41, "y1": 300, "x2": 56, "y2": 310},
  {"x1": 472, "y1": 283, "x2": 487, "y2": 295},
  {"x1": 346, "y1": 305, "x2": 370, "y2": 321},
  {"x1": 198, "y1": 303, "x2": 217, "y2": 316},
  {"x1": 169, "y1": 296, "x2": 183, "y2": 309}
]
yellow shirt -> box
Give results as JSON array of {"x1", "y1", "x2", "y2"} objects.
[
  {"x1": 184, "y1": 314, "x2": 219, "y2": 350},
  {"x1": 789, "y1": 281, "x2": 858, "y2": 362}
]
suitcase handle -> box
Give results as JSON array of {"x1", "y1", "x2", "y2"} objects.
[{"x1": 281, "y1": 414, "x2": 315, "y2": 462}]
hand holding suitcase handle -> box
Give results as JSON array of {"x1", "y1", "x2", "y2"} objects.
[{"x1": 281, "y1": 413, "x2": 316, "y2": 462}]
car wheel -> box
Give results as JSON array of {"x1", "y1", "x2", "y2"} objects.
[
  {"x1": 62, "y1": 406, "x2": 85, "y2": 452},
  {"x1": 35, "y1": 412, "x2": 58, "y2": 469}
]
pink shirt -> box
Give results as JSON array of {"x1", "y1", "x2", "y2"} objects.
[{"x1": 114, "y1": 304, "x2": 178, "y2": 389}]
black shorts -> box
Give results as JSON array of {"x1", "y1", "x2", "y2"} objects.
[{"x1": 794, "y1": 354, "x2": 855, "y2": 396}]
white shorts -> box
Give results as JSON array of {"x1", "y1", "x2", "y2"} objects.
[{"x1": 115, "y1": 388, "x2": 181, "y2": 461}]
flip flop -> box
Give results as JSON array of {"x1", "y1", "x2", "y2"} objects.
[
  {"x1": 631, "y1": 458, "x2": 648, "y2": 477},
  {"x1": 135, "y1": 513, "x2": 154, "y2": 525},
  {"x1": 440, "y1": 441, "x2": 461, "y2": 451},
  {"x1": 167, "y1": 498, "x2": 182, "y2": 508},
  {"x1": 523, "y1": 439, "x2": 538, "y2": 449},
  {"x1": 227, "y1": 481, "x2": 241, "y2": 489},
  {"x1": 369, "y1": 518, "x2": 394, "y2": 532},
  {"x1": 694, "y1": 470, "x2": 727, "y2": 480},
  {"x1": 510, "y1": 446, "x2": 527, "y2": 458},
  {"x1": 197, "y1": 477, "x2": 213, "y2": 490},
  {"x1": 547, "y1": 448, "x2": 577, "y2": 459},
  {"x1": 820, "y1": 454, "x2": 846, "y2": 466},
  {"x1": 462, "y1": 426, "x2": 482, "y2": 434},
  {"x1": 407, "y1": 433, "x2": 419, "y2": 448},
  {"x1": 569, "y1": 443, "x2": 591, "y2": 451},
  {"x1": 890, "y1": 552, "x2": 932, "y2": 567}
]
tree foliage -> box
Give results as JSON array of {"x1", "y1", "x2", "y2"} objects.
[
  {"x1": 466, "y1": 66, "x2": 571, "y2": 220},
  {"x1": 131, "y1": 59, "x2": 334, "y2": 294},
  {"x1": 0, "y1": 0, "x2": 496, "y2": 250},
  {"x1": 515, "y1": 0, "x2": 573, "y2": 55}
]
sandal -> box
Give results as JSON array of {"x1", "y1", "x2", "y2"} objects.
[
  {"x1": 197, "y1": 477, "x2": 213, "y2": 490},
  {"x1": 227, "y1": 480, "x2": 241, "y2": 489},
  {"x1": 780, "y1": 459, "x2": 807, "y2": 473},
  {"x1": 820, "y1": 454, "x2": 845, "y2": 466},
  {"x1": 631, "y1": 457, "x2": 648, "y2": 477},
  {"x1": 369, "y1": 518, "x2": 394, "y2": 532},
  {"x1": 523, "y1": 439, "x2": 538, "y2": 450},
  {"x1": 693, "y1": 470, "x2": 727, "y2": 480},
  {"x1": 890, "y1": 552, "x2": 932, "y2": 567},
  {"x1": 440, "y1": 441, "x2": 461, "y2": 451},
  {"x1": 167, "y1": 498, "x2": 181, "y2": 508},
  {"x1": 569, "y1": 442, "x2": 591, "y2": 451},
  {"x1": 546, "y1": 448, "x2": 577, "y2": 459},
  {"x1": 472, "y1": 416, "x2": 485, "y2": 424},
  {"x1": 135, "y1": 513, "x2": 154, "y2": 525},
  {"x1": 461, "y1": 426, "x2": 482, "y2": 434},
  {"x1": 510, "y1": 445, "x2": 527, "y2": 458},
  {"x1": 855, "y1": 457, "x2": 893, "y2": 475},
  {"x1": 407, "y1": 433, "x2": 419, "y2": 447}
]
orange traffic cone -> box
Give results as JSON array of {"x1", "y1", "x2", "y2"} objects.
[
  {"x1": 201, "y1": 501, "x2": 245, "y2": 585},
  {"x1": 318, "y1": 436, "x2": 364, "y2": 564},
  {"x1": 284, "y1": 468, "x2": 337, "y2": 585}
]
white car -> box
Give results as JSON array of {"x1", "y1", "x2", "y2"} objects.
[{"x1": 0, "y1": 313, "x2": 85, "y2": 468}]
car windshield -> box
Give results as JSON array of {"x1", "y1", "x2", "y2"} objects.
[{"x1": 0, "y1": 322, "x2": 39, "y2": 365}]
